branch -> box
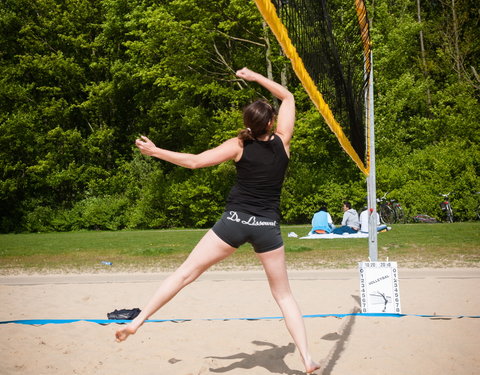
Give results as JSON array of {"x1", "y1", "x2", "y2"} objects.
[
  {"x1": 470, "y1": 66, "x2": 480, "y2": 88},
  {"x1": 216, "y1": 30, "x2": 265, "y2": 47},
  {"x1": 213, "y1": 42, "x2": 244, "y2": 89}
]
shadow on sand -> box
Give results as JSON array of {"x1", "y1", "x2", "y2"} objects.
[
  {"x1": 207, "y1": 340, "x2": 305, "y2": 375},
  {"x1": 208, "y1": 295, "x2": 361, "y2": 374}
]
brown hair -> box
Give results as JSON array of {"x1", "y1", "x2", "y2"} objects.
[{"x1": 238, "y1": 100, "x2": 276, "y2": 142}]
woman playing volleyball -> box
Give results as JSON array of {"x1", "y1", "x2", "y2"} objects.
[{"x1": 115, "y1": 67, "x2": 320, "y2": 374}]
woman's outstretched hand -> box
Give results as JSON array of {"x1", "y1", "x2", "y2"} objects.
[
  {"x1": 236, "y1": 67, "x2": 258, "y2": 82},
  {"x1": 135, "y1": 135, "x2": 158, "y2": 156}
]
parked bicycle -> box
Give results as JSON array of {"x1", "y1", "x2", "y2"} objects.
[
  {"x1": 439, "y1": 193, "x2": 454, "y2": 223},
  {"x1": 377, "y1": 192, "x2": 404, "y2": 224}
]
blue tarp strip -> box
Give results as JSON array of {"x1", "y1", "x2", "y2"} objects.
[{"x1": 1, "y1": 313, "x2": 479, "y2": 325}]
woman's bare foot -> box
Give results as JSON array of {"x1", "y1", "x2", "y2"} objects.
[
  {"x1": 115, "y1": 323, "x2": 138, "y2": 342},
  {"x1": 305, "y1": 358, "x2": 321, "y2": 374}
]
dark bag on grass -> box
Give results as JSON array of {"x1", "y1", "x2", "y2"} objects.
[{"x1": 107, "y1": 308, "x2": 141, "y2": 320}]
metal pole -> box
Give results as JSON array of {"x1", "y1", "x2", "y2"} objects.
[{"x1": 367, "y1": 50, "x2": 378, "y2": 261}]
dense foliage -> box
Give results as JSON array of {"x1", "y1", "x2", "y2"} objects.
[{"x1": 1, "y1": 0, "x2": 479, "y2": 232}]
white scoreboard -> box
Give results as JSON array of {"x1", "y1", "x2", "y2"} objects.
[{"x1": 359, "y1": 261, "x2": 401, "y2": 314}]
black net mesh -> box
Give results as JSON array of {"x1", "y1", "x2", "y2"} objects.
[{"x1": 272, "y1": 0, "x2": 370, "y2": 164}]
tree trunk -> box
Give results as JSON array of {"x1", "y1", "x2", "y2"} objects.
[
  {"x1": 280, "y1": 49, "x2": 288, "y2": 87},
  {"x1": 416, "y1": 0, "x2": 431, "y2": 106},
  {"x1": 263, "y1": 20, "x2": 279, "y2": 107},
  {"x1": 450, "y1": 0, "x2": 462, "y2": 79}
]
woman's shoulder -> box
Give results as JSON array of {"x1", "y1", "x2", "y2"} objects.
[
  {"x1": 270, "y1": 133, "x2": 285, "y2": 144},
  {"x1": 271, "y1": 133, "x2": 290, "y2": 157},
  {"x1": 223, "y1": 136, "x2": 244, "y2": 162}
]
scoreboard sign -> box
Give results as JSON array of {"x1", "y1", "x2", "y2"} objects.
[{"x1": 358, "y1": 262, "x2": 401, "y2": 314}]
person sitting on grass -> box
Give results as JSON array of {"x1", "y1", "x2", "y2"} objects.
[
  {"x1": 332, "y1": 201, "x2": 360, "y2": 234},
  {"x1": 309, "y1": 205, "x2": 335, "y2": 234},
  {"x1": 359, "y1": 208, "x2": 390, "y2": 233}
]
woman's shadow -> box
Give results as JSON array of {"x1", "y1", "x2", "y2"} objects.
[{"x1": 207, "y1": 340, "x2": 305, "y2": 374}]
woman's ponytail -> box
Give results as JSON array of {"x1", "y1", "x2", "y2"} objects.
[{"x1": 238, "y1": 127, "x2": 255, "y2": 142}]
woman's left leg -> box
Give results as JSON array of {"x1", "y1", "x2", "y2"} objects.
[
  {"x1": 115, "y1": 229, "x2": 236, "y2": 342},
  {"x1": 257, "y1": 247, "x2": 320, "y2": 374}
]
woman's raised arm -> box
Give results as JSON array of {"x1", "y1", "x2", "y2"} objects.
[{"x1": 236, "y1": 68, "x2": 295, "y2": 151}]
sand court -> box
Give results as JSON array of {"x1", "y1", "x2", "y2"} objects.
[{"x1": 1, "y1": 268, "x2": 479, "y2": 374}]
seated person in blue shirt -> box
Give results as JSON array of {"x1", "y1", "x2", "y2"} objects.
[
  {"x1": 332, "y1": 201, "x2": 360, "y2": 234},
  {"x1": 309, "y1": 206, "x2": 335, "y2": 234}
]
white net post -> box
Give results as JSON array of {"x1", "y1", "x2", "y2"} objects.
[{"x1": 367, "y1": 50, "x2": 378, "y2": 261}]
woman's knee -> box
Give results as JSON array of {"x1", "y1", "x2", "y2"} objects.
[
  {"x1": 271, "y1": 292, "x2": 297, "y2": 312},
  {"x1": 174, "y1": 261, "x2": 207, "y2": 287}
]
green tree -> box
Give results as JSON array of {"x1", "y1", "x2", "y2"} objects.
[{"x1": 1, "y1": 0, "x2": 478, "y2": 232}]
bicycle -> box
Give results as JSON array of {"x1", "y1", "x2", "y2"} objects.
[
  {"x1": 439, "y1": 193, "x2": 454, "y2": 223},
  {"x1": 377, "y1": 192, "x2": 404, "y2": 224}
]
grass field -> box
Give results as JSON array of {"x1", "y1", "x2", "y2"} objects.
[{"x1": 0, "y1": 222, "x2": 479, "y2": 274}]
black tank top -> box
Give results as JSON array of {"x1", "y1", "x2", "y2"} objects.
[{"x1": 225, "y1": 134, "x2": 289, "y2": 221}]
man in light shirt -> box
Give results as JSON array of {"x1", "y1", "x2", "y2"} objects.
[{"x1": 332, "y1": 201, "x2": 360, "y2": 234}]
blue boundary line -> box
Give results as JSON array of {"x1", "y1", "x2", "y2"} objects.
[{"x1": 1, "y1": 313, "x2": 479, "y2": 325}]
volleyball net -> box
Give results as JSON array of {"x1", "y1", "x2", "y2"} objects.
[{"x1": 253, "y1": 0, "x2": 372, "y2": 175}]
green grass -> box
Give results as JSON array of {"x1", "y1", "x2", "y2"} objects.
[{"x1": 0, "y1": 223, "x2": 479, "y2": 273}]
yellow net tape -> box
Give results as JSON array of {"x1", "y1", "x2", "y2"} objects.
[
  {"x1": 355, "y1": 0, "x2": 372, "y2": 173},
  {"x1": 253, "y1": 0, "x2": 369, "y2": 175},
  {"x1": 355, "y1": 0, "x2": 371, "y2": 76}
]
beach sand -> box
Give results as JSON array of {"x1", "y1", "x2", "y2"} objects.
[{"x1": 1, "y1": 268, "x2": 479, "y2": 374}]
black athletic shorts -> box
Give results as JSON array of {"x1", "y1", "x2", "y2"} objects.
[{"x1": 212, "y1": 211, "x2": 283, "y2": 253}]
